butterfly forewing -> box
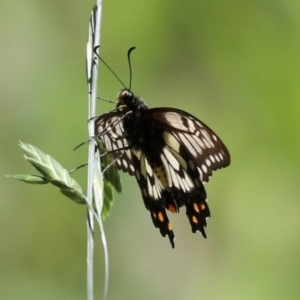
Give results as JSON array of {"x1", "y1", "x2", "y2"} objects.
[
  {"x1": 96, "y1": 111, "x2": 135, "y2": 176},
  {"x1": 147, "y1": 108, "x2": 230, "y2": 182}
]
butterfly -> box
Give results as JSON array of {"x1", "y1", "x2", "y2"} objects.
[{"x1": 95, "y1": 87, "x2": 230, "y2": 248}]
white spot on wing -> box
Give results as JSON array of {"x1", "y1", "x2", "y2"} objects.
[
  {"x1": 197, "y1": 168, "x2": 203, "y2": 181},
  {"x1": 179, "y1": 133, "x2": 197, "y2": 156},
  {"x1": 153, "y1": 185, "x2": 158, "y2": 199},
  {"x1": 154, "y1": 179, "x2": 162, "y2": 197},
  {"x1": 163, "y1": 147, "x2": 180, "y2": 171},
  {"x1": 187, "y1": 118, "x2": 196, "y2": 131},
  {"x1": 161, "y1": 154, "x2": 172, "y2": 186},
  {"x1": 169, "y1": 166, "x2": 180, "y2": 189},
  {"x1": 202, "y1": 137, "x2": 211, "y2": 149},
  {"x1": 123, "y1": 159, "x2": 128, "y2": 169},
  {"x1": 205, "y1": 159, "x2": 211, "y2": 167},
  {"x1": 145, "y1": 158, "x2": 153, "y2": 176},
  {"x1": 179, "y1": 176, "x2": 187, "y2": 192},
  {"x1": 147, "y1": 178, "x2": 153, "y2": 197},
  {"x1": 195, "y1": 121, "x2": 203, "y2": 128},
  {"x1": 130, "y1": 164, "x2": 135, "y2": 173},
  {"x1": 103, "y1": 135, "x2": 112, "y2": 151},
  {"x1": 183, "y1": 171, "x2": 194, "y2": 188},
  {"x1": 163, "y1": 131, "x2": 180, "y2": 152},
  {"x1": 186, "y1": 134, "x2": 203, "y2": 155},
  {"x1": 194, "y1": 134, "x2": 205, "y2": 149},
  {"x1": 171, "y1": 149, "x2": 187, "y2": 170},
  {"x1": 177, "y1": 174, "x2": 186, "y2": 192},
  {"x1": 117, "y1": 139, "x2": 123, "y2": 149}
]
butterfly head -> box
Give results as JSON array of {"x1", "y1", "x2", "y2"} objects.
[
  {"x1": 117, "y1": 88, "x2": 148, "y2": 111},
  {"x1": 118, "y1": 88, "x2": 134, "y2": 105}
]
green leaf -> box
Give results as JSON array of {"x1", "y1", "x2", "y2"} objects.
[
  {"x1": 102, "y1": 181, "x2": 114, "y2": 219},
  {"x1": 5, "y1": 174, "x2": 49, "y2": 184},
  {"x1": 92, "y1": 152, "x2": 113, "y2": 218},
  {"x1": 13, "y1": 141, "x2": 87, "y2": 204},
  {"x1": 9, "y1": 141, "x2": 118, "y2": 215},
  {"x1": 60, "y1": 189, "x2": 86, "y2": 204}
]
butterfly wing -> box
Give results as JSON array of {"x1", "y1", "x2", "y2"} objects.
[
  {"x1": 138, "y1": 107, "x2": 230, "y2": 243},
  {"x1": 128, "y1": 139, "x2": 211, "y2": 246},
  {"x1": 146, "y1": 107, "x2": 230, "y2": 182},
  {"x1": 95, "y1": 111, "x2": 135, "y2": 176},
  {"x1": 131, "y1": 149, "x2": 176, "y2": 247}
]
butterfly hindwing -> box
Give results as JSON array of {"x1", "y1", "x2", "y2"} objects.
[
  {"x1": 158, "y1": 133, "x2": 211, "y2": 237},
  {"x1": 131, "y1": 149, "x2": 175, "y2": 247}
]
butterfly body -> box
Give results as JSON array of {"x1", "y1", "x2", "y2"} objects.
[{"x1": 96, "y1": 88, "x2": 230, "y2": 248}]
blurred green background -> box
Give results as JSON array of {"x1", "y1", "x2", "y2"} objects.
[{"x1": 1, "y1": 0, "x2": 300, "y2": 299}]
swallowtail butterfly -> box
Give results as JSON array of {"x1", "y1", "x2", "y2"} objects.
[{"x1": 95, "y1": 50, "x2": 230, "y2": 248}]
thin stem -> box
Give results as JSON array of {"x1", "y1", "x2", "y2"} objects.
[
  {"x1": 93, "y1": 152, "x2": 109, "y2": 299},
  {"x1": 86, "y1": 2, "x2": 107, "y2": 300}
]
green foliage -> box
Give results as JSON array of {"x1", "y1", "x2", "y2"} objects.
[
  {"x1": 7, "y1": 141, "x2": 122, "y2": 219},
  {"x1": 8, "y1": 142, "x2": 87, "y2": 204}
]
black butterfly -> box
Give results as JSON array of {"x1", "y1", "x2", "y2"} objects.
[{"x1": 95, "y1": 87, "x2": 230, "y2": 248}]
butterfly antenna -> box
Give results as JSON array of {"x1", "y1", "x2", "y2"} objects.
[
  {"x1": 127, "y1": 46, "x2": 136, "y2": 91},
  {"x1": 94, "y1": 46, "x2": 126, "y2": 88}
]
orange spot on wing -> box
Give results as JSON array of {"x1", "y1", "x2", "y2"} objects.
[
  {"x1": 192, "y1": 216, "x2": 198, "y2": 224},
  {"x1": 167, "y1": 204, "x2": 177, "y2": 213},
  {"x1": 193, "y1": 203, "x2": 200, "y2": 213},
  {"x1": 158, "y1": 211, "x2": 164, "y2": 222},
  {"x1": 200, "y1": 203, "x2": 206, "y2": 210},
  {"x1": 168, "y1": 223, "x2": 173, "y2": 231}
]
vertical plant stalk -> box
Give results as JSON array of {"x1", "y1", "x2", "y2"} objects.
[{"x1": 86, "y1": 1, "x2": 108, "y2": 300}]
